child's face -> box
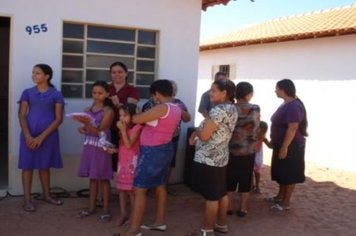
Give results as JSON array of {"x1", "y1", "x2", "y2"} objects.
[
  {"x1": 32, "y1": 67, "x2": 48, "y2": 85},
  {"x1": 92, "y1": 86, "x2": 109, "y2": 104},
  {"x1": 119, "y1": 109, "x2": 131, "y2": 124},
  {"x1": 257, "y1": 128, "x2": 267, "y2": 140}
]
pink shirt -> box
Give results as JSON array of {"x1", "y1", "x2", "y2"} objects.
[{"x1": 140, "y1": 103, "x2": 182, "y2": 146}]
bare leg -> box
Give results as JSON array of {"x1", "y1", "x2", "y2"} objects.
[
  {"x1": 22, "y1": 170, "x2": 34, "y2": 204},
  {"x1": 119, "y1": 191, "x2": 128, "y2": 217},
  {"x1": 89, "y1": 179, "x2": 98, "y2": 212},
  {"x1": 239, "y1": 192, "x2": 249, "y2": 212},
  {"x1": 153, "y1": 184, "x2": 167, "y2": 224},
  {"x1": 101, "y1": 180, "x2": 111, "y2": 213},
  {"x1": 255, "y1": 172, "x2": 261, "y2": 191},
  {"x1": 282, "y1": 184, "x2": 295, "y2": 207},
  {"x1": 38, "y1": 169, "x2": 50, "y2": 199},
  {"x1": 128, "y1": 187, "x2": 147, "y2": 234},
  {"x1": 227, "y1": 191, "x2": 234, "y2": 212},
  {"x1": 202, "y1": 200, "x2": 218, "y2": 230},
  {"x1": 216, "y1": 195, "x2": 228, "y2": 226}
]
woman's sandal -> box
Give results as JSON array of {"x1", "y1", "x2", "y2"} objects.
[
  {"x1": 23, "y1": 201, "x2": 36, "y2": 212},
  {"x1": 117, "y1": 215, "x2": 129, "y2": 226},
  {"x1": 214, "y1": 223, "x2": 228, "y2": 233},
  {"x1": 236, "y1": 210, "x2": 248, "y2": 218},
  {"x1": 43, "y1": 197, "x2": 63, "y2": 205},
  {"x1": 98, "y1": 212, "x2": 112, "y2": 222},
  {"x1": 77, "y1": 210, "x2": 95, "y2": 218},
  {"x1": 95, "y1": 199, "x2": 103, "y2": 208},
  {"x1": 264, "y1": 196, "x2": 282, "y2": 203},
  {"x1": 187, "y1": 228, "x2": 215, "y2": 236}
]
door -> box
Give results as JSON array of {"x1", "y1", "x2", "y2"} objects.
[{"x1": 0, "y1": 17, "x2": 10, "y2": 188}]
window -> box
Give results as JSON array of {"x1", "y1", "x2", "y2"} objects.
[
  {"x1": 61, "y1": 22, "x2": 158, "y2": 98},
  {"x1": 211, "y1": 64, "x2": 236, "y2": 80}
]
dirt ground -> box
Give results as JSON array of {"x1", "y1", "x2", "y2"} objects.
[{"x1": 1, "y1": 161, "x2": 356, "y2": 236}]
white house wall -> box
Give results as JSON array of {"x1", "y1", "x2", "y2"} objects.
[
  {"x1": 198, "y1": 34, "x2": 356, "y2": 172},
  {"x1": 1, "y1": 0, "x2": 201, "y2": 194}
]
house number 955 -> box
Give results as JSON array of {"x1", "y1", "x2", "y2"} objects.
[{"x1": 25, "y1": 24, "x2": 48, "y2": 35}]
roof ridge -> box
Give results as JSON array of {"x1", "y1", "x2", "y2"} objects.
[{"x1": 267, "y1": 4, "x2": 356, "y2": 23}]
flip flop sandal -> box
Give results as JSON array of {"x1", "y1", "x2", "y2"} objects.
[
  {"x1": 77, "y1": 210, "x2": 95, "y2": 218},
  {"x1": 23, "y1": 202, "x2": 36, "y2": 212},
  {"x1": 98, "y1": 213, "x2": 112, "y2": 222},
  {"x1": 264, "y1": 196, "x2": 282, "y2": 203},
  {"x1": 43, "y1": 197, "x2": 63, "y2": 205},
  {"x1": 95, "y1": 199, "x2": 103, "y2": 208},
  {"x1": 214, "y1": 223, "x2": 228, "y2": 233},
  {"x1": 117, "y1": 216, "x2": 129, "y2": 226},
  {"x1": 187, "y1": 228, "x2": 214, "y2": 236}
]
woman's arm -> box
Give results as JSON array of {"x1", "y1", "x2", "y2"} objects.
[
  {"x1": 196, "y1": 119, "x2": 218, "y2": 142},
  {"x1": 279, "y1": 122, "x2": 299, "y2": 159},
  {"x1": 132, "y1": 104, "x2": 167, "y2": 124},
  {"x1": 181, "y1": 110, "x2": 191, "y2": 123},
  {"x1": 18, "y1": 101, "x2": 35, "y2": 149}
]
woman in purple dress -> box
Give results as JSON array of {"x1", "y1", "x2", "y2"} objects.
[
  {"x1": 18, "y1": 64, "x2": 65, "y2": 212},
  {"x1": 269, "y1": 79, "x2": 308, "y2": 211}
]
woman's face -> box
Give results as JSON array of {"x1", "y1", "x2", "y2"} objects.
[
  {"x1": 210, "y1": 84, "x2": 227, "y2": 103},
  {"x1": 32, "y1": 67, "x2": 48, "y2": 85},
  {"x1": 275, "y1": 86, "x2": 284, "y2": 98},
  {"x1": 110, "y1": 65, "x2": 127, "y2": 85}
]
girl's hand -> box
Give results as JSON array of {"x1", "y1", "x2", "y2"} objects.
[
  {"x1": 106, "y1": 148, "x2": 117, "y2": 155},
  {"x1": 278, "y1": 146, "x2": 288, "y2": 159},
  {"x1": 31, "y1": 135, "x2": 45, "y2": 150},
  {"x1": 110, "y1": 95, "x2": 121, "y2": 107},
  {"x1": 78, "y1": 126, "x2": 86, "y2": 134},
  {"x1": 117, "y1": 120, "x2": 126, "y2": 131},
  {"x1": 25, "y1": 135, "x2": 35, "y2": 149}
]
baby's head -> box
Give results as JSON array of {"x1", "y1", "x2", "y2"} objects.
[{"x1": 257, "y1": 121, "x2": 268, "y2": 139}]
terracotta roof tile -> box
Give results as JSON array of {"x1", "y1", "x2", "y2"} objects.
[{"x1": 201, "y1": 5, "x2": 356, "y2": 50}]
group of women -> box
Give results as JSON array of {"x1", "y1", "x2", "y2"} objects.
[
  {"x1": 17, "y1": 60, "x2": 307, "y2": 236},
  {"x1": 190, "y1": 77, "x2": 308, "y2": 236}
]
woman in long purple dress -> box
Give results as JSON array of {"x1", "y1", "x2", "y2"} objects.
[{"x1": 18, "y1": 64, "x2": 64, "y2": 212}]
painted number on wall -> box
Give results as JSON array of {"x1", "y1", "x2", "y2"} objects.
[{"x1": 25, "y1": 24, "x2": 48, "y2": 35}]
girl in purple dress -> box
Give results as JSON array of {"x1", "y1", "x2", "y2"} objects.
[
  {"x1": 75, "y1": 80, "x2": 114, "y2": 221},
  {"x1": 18, "y1": 64, "x2": 65, "y2": 212}
]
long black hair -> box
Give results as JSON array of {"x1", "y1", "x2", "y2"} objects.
[
  {"x1": 212, "y1": 79, "x2": 236, "y2": 103},
  {"x1": 235, "y1": 81, "x2": 253, "y2": 100},
  {"x1": 92, "y1": 80, "x2": 115, "y2": 109},
  {"x1": 34, "y1": 64, "x2": 54, "y2": 87},
  {"x1": 277, "y1": 79, "x2": 308, "y2": 136}
]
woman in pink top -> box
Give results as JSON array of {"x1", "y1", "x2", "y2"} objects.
[{"x1": 124, "y1": 80, "x2": 181, "y2": 236}]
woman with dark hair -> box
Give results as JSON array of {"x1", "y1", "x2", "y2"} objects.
[
  {"x1": 269, "y1": 79, "x2": 308, "y2": 211},
  {"x1": 18, "y1": 64, "x2": 64, "y2": 212},
  {"x1": 188, "y1": 79, "x2": 237, "y2": 236},
  {"x1": 226, "y1": 82, "x2": 260, "y2": 217},
  {"x1": 124, "y1": 80, "x2": 181, "y2": 236},
  {"x1": 108, "y1": 62, "x2": 139, "y2": 173}
]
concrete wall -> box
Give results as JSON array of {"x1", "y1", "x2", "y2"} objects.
[
  {"x1": 198, "y1": 34, "x2": 356, "y2": 172},
  {"x1": 1, "y1": 0, "x2": 202, "y2": 194}
]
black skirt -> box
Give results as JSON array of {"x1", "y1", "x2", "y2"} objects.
[{"x1": 271, "y1": 140, "x2": 306, "y2": 185}]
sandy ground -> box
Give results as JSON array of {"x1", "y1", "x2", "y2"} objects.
[{"x1": 1, "y1": 160, "x2": 356, "y2": 236}]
